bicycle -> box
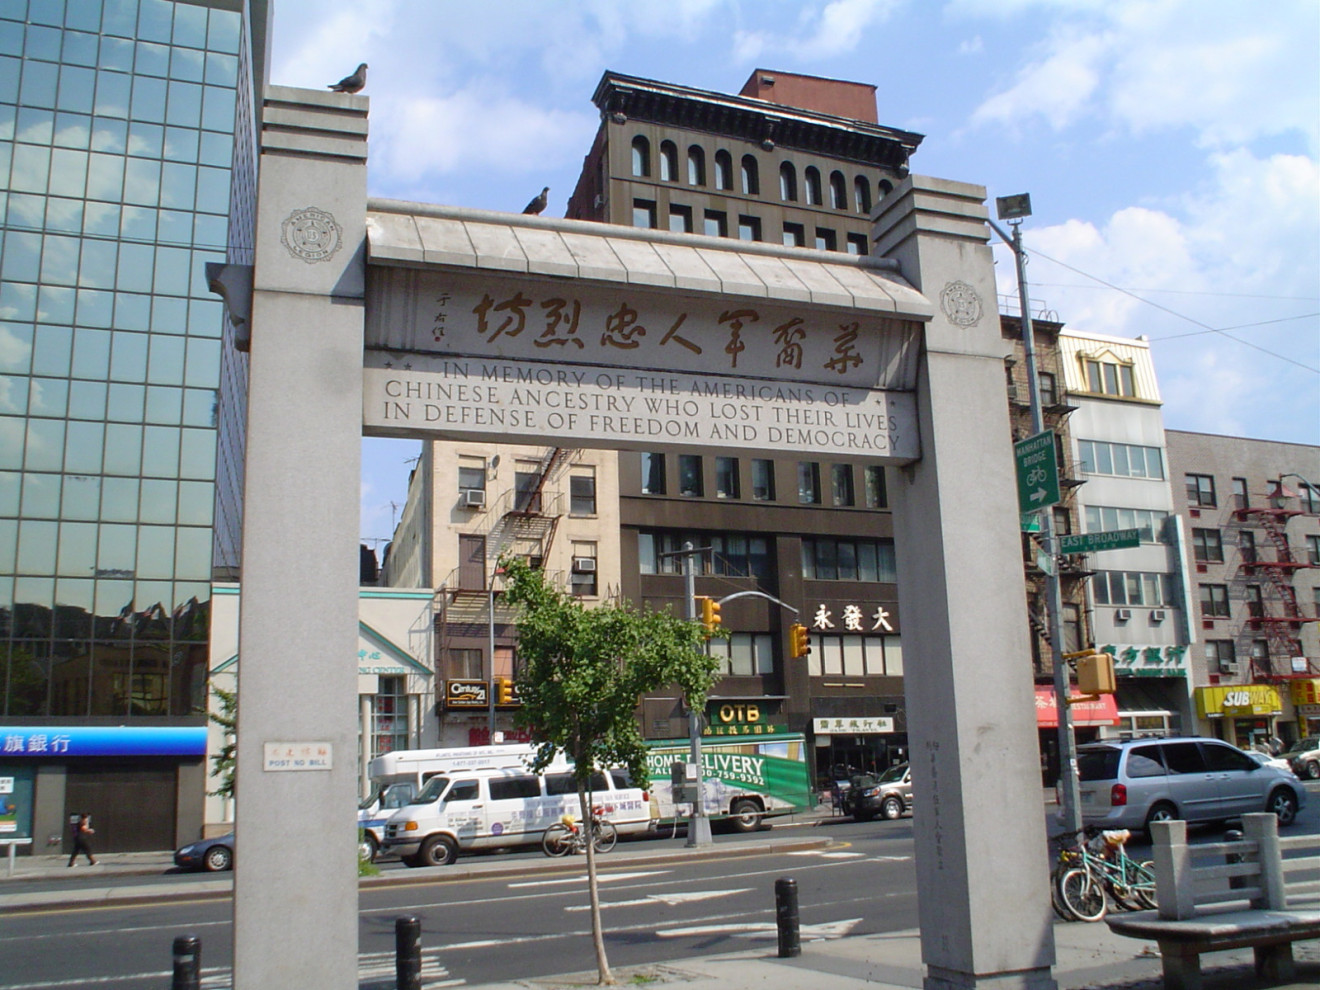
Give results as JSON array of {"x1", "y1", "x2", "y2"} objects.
[
  {"x1": 1051, "y1": 826, "x2": 1156, "y2": 922},
  {"x1": 541, "y1": 807, "x2": 619, "y2": 857}
]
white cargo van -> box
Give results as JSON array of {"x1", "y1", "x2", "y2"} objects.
[{"x1": 382, "y1": 765, "x2": 654, "y2": 866}]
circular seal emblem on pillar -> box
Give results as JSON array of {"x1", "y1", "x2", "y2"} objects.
[
  {"x1": 939, "y1": 280, "x2": 983, "y2": 327},
  {"x1": 280, "y1": 206, "x2": 343, "y2": 263}
]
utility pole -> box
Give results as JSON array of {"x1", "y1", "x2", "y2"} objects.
[
  {"x1": 680, "y1": 543, "x2": 713, "y2": 846},
  {"x1": 989, "y1": 195, "x2": 1083, "y2": 836}
]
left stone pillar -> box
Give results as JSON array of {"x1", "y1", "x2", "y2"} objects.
[{"x1": 234, "y1": 86, "x2": 367, "y2": 990}]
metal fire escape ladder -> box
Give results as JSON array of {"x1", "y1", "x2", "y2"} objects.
[{"x1": 1235, "y1": 492, "x2": 1318, "y2": 679}]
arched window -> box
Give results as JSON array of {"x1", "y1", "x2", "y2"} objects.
[
  {"x1": 687, "y1": 145, "x2": 706, "y2": 186},
  {"x1": 740, "y1": 155, "x2": 759, "y2": 196},
  {"x1": 829, "y1": 171, "x2": 846, "y2": 210},
  {"x1": 854, "y1": 176, "x2": 871, "y2": 215},
  {"x1": 659, "y1": 141, "x2": 678, "y2": 182},
  {"x1": 631, "y1": 136, "x2": 650, "y2": 178},
  {"x1": 779, "y1": 162, "x2": 797, "y2": 201},
  {"x1": 713, "y1": 149, "x2": 732, "y2": 190},
  {"x1": 804, "y1": 167, "x2": 822, "y2": 206},
  {"x1": 878, "y1": 178, "x2": 894, "y2": 199}
]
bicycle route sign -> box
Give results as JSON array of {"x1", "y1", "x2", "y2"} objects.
[{"x1": 1014, "y1": 430, "x2": 1061, "y2": 514}]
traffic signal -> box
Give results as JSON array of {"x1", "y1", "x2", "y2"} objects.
[
  {"x1": 789, "y1": 623, "x2": 811, "y2": 660},
  {"x1": 698, "y1": 596, "x2": 722, "y2": 635},
  {"x1": 495, "y1": 677, "x2": 517, "y2": 705},
  {"x1": 1063, "y1": 648, "x2": 1116, "y2": 695}
]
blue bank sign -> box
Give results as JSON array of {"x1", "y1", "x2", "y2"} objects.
[{"x1": 0, "y1": 726, "x2": 208, "y2": 757}]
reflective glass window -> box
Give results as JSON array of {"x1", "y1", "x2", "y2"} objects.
[
  {"x1": 20, "y1": 472, "x2": 61, "y2": 518},
  {"x1": 39, "y1": 234, "x2": 79, "y2": 286},
  {"x1": 166, "y1": 79, "x2": 201, "y2": 126},
  {"x1": 177, "y1": 480, "x2": 213, "y2": 525},
  {"x1": 100, "y1": 476, "x2": 140, "y2": 520},
  {"x1": 140, "y1": 478, "x2": 177, "y2": 523},
  {"x1": 10, "y1": 143, "x2": 51, "y2": 192},
  {"x1": 135, "y1": 40, "x2": 170, "y2": 77},
  {"x1": 0, "y1": 376, "x2": 24, "y2": 414},
  {"x1": 64, "y1": 420, "x2": 104, "y2": 473},
  {"x1": 116, "y1": 243, "x2": 154, "y2": 293},
  {"x1": 96, "y1": 522, "x2": 136, "y2": 572},
  {"x1": 120, "y1": 204, "x2": 156, "y2": 240},
  {"x1": 82, "y1": 202, "x2": 119, "y2": 236},
  {"x1": 17, "y1": 518, "x2": 58, "y2": 573},
  {"x1": 38, "y1": 283, "x2": 75, "y2": 323},
  {"x1": 56, "y1": 521, "x2": 96, "y2": 575},
  {"x1": 145, "y1": 384, "x2": 181, "y2": 422},
  {"x1": 138, "y1": 0, "x2": 175, "y2": 44},
  {"x1": 91, "y1": 116, "x2": 127, "y2": 152},
  {"x1": 0, "y1": 519, "x2": 14, "y2": 569},
  {"x1": 79, "y1": 238, "x2": 117, "y2": 287},
  {"x1": 20, "y1": 58, "x2": 58, "y2": 108},
  {"x1": 173, "y1": 3, "x2": 208, "y2": 49},
  {"x1": 0, "y1": 54, "x2": 17, "y2": 102},
  {"x1": 48, "y1": 147, "x2": 88, "y2": 197},
  {"x1": 181, "y1": 388, "x2": 212, "y2": 427},
  {"x1": 17, "y1": 105, "x2": 55, "y2": 143},
  {"x1": 169, "y1": 47, "x2": 204, "y2": 83},
  {"x1": 45, "y1": 197, "x2": 82, "y2": 233},
  {"x1": 124, "y1": 158, "x2": 161, "y2": 205},
  {"x1": 24, "y1": 23, "x2": 63, "y2": 60},
  {"x1": 205, "y1": 52, "x2": 237, "y2": 86},
  {"x1": 31, "y1": 324, "x2": 72, "y2": 376},
  {"x1": 193, "y1": 213, "x2": 226, "y2": 251},
  {"x1": 137, "y1": 525, "x2": 175, "y2": 579},
  {"x1": 0, "y1": 322, "x2": 34, "y2": 373},
  {"x1": 130, "y1": 74, "x2": 166, "y2": 122},
  {"x1": 163, "y1": 124, "x2": 198, "y2": 161},
  {"x1": 98, "y1": 33, "x2": 134, "y2": 70},
  {"x1": 196, "y1": 166, "x2": 228, "y2": 213},
  {"x1": 0, "y1": 470, "x2": 21, "y2": 514},
  {"x1": 198, "y1": 130, "x2": 231, "y2": 167},
  {"x1": 175, "y1": 525, "x2": 210, "y2": 577},
  {"x1": 60, "y1": 473, "x2": 101, "y2": 520},
  {"x1": 86, "y1": 151, "x2": 125, "y2": 200},
  {"x1": 27, "y1": 377, "x2": 67, "y2": 416},
  {"x1": 184, "y1": 337, "x2": 219, "y2": 387},
  {"x1": 141, "y1": 425, "x2": 180, "y2": 477},
  {"x1": 208, "y1": 9, "x2": 242, "y2": 54},
  {"x1": 56, "y1": 63, "x2": 94, "y2": 113},
  {"x1": 159, "y1": 163, "x2": 195, "y2": 210},
  {"x1": 67, "y1": 377, "x2": 106, "y2": 419},
  {"x1": 151, "y1": 294, "x2": 186, "y2": 332},
  {"x1": 61, "y1": 30, "x2": 99, "y2": 67},
  {"x1": 178, "y1": 427, "x2": 214, "y2": 479},
  {"x1": 153, "y1": 246, "x2": 191, "y2": 295},
  {"x1": 53, "y1": 111, "x2": 91, "y2": 147},
  {"x1": 93, "y1": 69, "x2": 130, "y2": 117},
  {"x1": 75, "y1": 288, "x2": 112, "y2": 326},
  {"x1": 110, "y1": 330, "x2": 149, "y2": 381},
  {"x1": 73, "y1": 328, "x2": 114, "y2": 380}
]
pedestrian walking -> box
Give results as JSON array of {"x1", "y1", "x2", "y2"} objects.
[{"x1": 68, "y1": 812, "x2": 97, "y2": 867}]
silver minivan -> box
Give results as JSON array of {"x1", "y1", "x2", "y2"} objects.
[{"x1": 1076, "y1": 737, "x2": 1306, "y2": 834}]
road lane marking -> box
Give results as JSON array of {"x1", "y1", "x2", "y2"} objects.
[
  {"x1": 507, "y1": 870, "x2": 668, "y2": 888},
  {"x1": 657, "y1": 918, "x2": 861, "y2": 940},
  {"x1": 562, "y1": 888, "x2": 754, "y2": 910},
  {"x1": 787, "y1": 850, "x2": 864, "y2": 858}
]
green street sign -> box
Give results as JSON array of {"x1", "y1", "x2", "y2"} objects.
[
  {"x1": 1058, "y1": 529, "x2": 1141, "y2": 555},
  {"x1": 1014, "y1": 430, "x2": 1060, "y2": 514}
]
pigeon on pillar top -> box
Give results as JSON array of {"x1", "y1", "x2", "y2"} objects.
[
  {"x1": 523, "y1": 187, "x2": 550, "y2": 215},
  {"x1": 328, "y1": 63, "x2": 368, "y2": 94}
]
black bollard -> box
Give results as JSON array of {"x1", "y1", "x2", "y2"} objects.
[
  {"x1": 1225, "y1": 828, "x2": 1245, "y2": 890},
  {"x1": 172, "y1": 934, "x2": 201, "y2": 990},
  {"x1": 775, "y1": 877, "x2": 801, "y2": 958},
  {"x1": 396, "y1": 915, "x2": 422, "y2": 990}
]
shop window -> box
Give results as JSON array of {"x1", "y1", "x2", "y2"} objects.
[{"x1": 369, "y1": 676, "x2": 408, "y2": 759}]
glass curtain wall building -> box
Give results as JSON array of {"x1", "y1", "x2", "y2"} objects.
[{"x1": 0, "y1": 0, "x2": 267, "y2": 852}]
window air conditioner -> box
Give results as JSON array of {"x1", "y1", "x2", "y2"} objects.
[
  {"x1": 1219, "y1": 660, "x2": 1239, "y2": 674},
  {"x1": 1150, "y1": 609, "x2": 1167, "y2": 622},
  {"x1": 572, "y1": 557, "x2": 597, "y2": 573},
  {"x1": 462, "y1": 489, "x2": 486, "y2": 508},
  {"x1": 1115, "y1": 608, "x2": 1132, "y2": 621}
]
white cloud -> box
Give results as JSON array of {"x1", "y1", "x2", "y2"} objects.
[
  {"x1": 970, "y1": 29, "x2": 1106, "y2": 130},
  {"x1": 957, "y1": 36, "x2": 983, "y2": 55},
  {"x1": 733, "y1": 0, "x2": 902, "y2": 64}
]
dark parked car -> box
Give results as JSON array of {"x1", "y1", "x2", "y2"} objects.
[
  {"x1": 174, "y1": 833, "x2": 233, "y2": 872},
  {"x1": 848, "y1": 763, "x2": 912, "y2": 821}
]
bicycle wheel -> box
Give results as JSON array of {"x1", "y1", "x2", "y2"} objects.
[
  {"x1": 591, "y1": 820, "x2": 618, "y2": 853},
  {"x1": 1049, "y1": 866, "x2": 1075, "y2": 921},
  {"x1": 542, "y1": 823, "x2": 573, "y2": 857},
  {"x1": 1058, "y1": 868, "x2": 1107, "y2": 922},
  {"x1": 1129, "y1": 859, "x2": 1157, "y2": 910}
]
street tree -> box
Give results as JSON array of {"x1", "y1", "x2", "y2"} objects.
[{"x1": 502, "y1": 556, "x2": 720, "y2": 985}]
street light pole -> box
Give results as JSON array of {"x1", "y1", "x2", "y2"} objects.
[{"x1": 989, "y1": 200, "x2": 1083, "y2": 836}]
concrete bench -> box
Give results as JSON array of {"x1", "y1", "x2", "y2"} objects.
[{"x1": 1106, "y1": 813, "x2": 1320, "y2": 990}]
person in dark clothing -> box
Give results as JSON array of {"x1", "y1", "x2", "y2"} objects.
[{"x1": 68, "y1": 812, "x2": 97, "y2": 867}]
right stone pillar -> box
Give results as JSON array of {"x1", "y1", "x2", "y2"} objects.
[{"x1": 874, "y1": 176, "x2": 1057, "y2": 990}]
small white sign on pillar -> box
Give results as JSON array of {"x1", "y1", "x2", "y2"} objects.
[{"x1": 262, "y1": 742, "x2": 333, "y2": 772}]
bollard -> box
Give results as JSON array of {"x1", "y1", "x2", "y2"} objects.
[
  {"x1": 775, "y1": 877, "x2": 801, "y2": 958},
  {"x1": 172, "y1": 934, "x2": 201, "y2": 990},
  {"x1": 396, "y1": 915, "x2": 422, "y2": 990},
  {"x1": 1224, "y1": 828, "x2": 1245, "y2": 890}
]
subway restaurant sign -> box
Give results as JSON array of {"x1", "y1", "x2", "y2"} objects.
[{"x1": 1196, "y1": 684, "x2": 1283, "y2": 718}]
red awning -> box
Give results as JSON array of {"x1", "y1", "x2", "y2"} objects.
[{"x1": 1034, "y1": 686, "x2": 1119, "y2": 729}]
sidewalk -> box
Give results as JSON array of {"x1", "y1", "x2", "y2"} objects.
[{"x1": 4, "y1": 806, "x2": 1318, "y2": 990}]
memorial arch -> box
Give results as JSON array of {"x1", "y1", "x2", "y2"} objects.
[{"x1": 228, "y1": 87, "x2": 1057, "y2": 990}]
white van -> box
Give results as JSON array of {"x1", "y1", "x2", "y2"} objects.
[{"x1": 382, "y1": 765, "x2": 654, "y2": 866}]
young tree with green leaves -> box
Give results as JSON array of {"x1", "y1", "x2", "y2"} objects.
[
  {"x1": 501, "y1": 556, "x2": 719, "y2": 985},
  {"x1": 206, "y1": 684, "x2": 237, "y2": 801}
]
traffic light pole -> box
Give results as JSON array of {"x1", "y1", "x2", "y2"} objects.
[
  {"x1": 681, "y1": 543, "x2": 713, "y2": 847},
  {"x1": 989, "y1": 215, "x2": 1083, "y2": 836}
]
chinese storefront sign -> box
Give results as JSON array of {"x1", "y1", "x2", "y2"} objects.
[
  {"x1": 704, "y1": 702, "x2": 785, "y2": 737},
  {"x1": 1101, "y1": 644, "x2": 1189, "y2": 678},
  {"x1": 812, "y1": 717, "x2": 896, "y2": 735},
  {"x1": 811, "y1": 604, "x2": 894, "y2": 632}
]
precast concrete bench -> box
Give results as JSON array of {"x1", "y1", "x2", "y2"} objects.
[{"x1": 1105, "y1": 812, "x2": 1320, "y2": 990}]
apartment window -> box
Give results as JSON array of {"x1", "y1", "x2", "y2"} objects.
[
  {"x1": 1084, "y1": 359, "x2": 1135, "y2": 397},
  {"x1": 631, "y1": 199, "x2": 656, "y2": 229},
  {"x1": 687, "y1": 145, "x2": 706, "y2": 185},
  {"x1": 1308, "y1": 535, "x2": 1320, "y2": 566},
  {"x1": 715, "y1": 457, "x2": 740, "y2": 499},
  {"x1": 1038, "y1": 372, "x2": 1058, "y2": 406},
  {"x1": 829, "y1": 170, "x2": 847, "y2": 209},
  {"x1": 1240, "y1": 530, "x2": 1257, "y2": 563},
  {"x1": 708, "y1": 632, "x2": 775, "y2": 676},
  {"x1": 713, "y1": 149, "x2": 733, "y2": 190},
  {"x1": 1191, "y1": 528, "x2": 1223, "y2": 563},
  {"x1": 797, "y1": 461, "x2": 821, "y2": 504},
  {"x1": 639, "y1": 531, "x2": 770, "y2": 579},
  {"x1": 678, "y1": 454, "x2": 703, "y2": 496},
  {"x1": 570, "y1": 542, "x2": 598, "y2": 597},
  {"x1": 1185, "y1": 473, "x2": 1216, "y2": 508},
  {"x1": 1245, "y1": 585, "x2": 1264, "y2": 618},
  {"x1": 779, "y1": 162, "x2": 797, "y2": 201},
  {"x1": 447, "y1": 648, "x2": 483, "y2": 680},
  {"x1": 1199, "y1": 583, "x2": 1230, "y2": 618},
  {"x1": 640, "y1": 452, "x2": 665, "y2": 494},
  {"x1": 458, "y1": 459, "x2": 485, "y2": 496},
  {"x1": 782, "y1": 222, "x2": 805, "y2": 247},
  {"x1": 630, "y1": 135, "x2": 650, "y2": 177},
  {"x1": 814, "y1": 228, "x2": 837, "y2": 251},
  {"x1": 751, "y1": 459, "x2": 775, "y2": 501},
  {"x1": 569, "y1": 470, "x2": 596, "y2": 515},
  {"x1": 864, "y1": 466, "x2": 887, "y2": 508},
  {"x1": 854, "y1": 175, "x2": 872, "y2": 214},
  {"x1": 804, "y1": 166, "x2": 822, "y2": 205},
  {"x1": 740, "y1": 154, "x2": 759, "y2": 195},
  {"x1": 1093, "y1": 571, "x2": 1173, "y2": 606},
  {"x1": 1077, "y1": 439, "x2": 1164, "y2": 479},
  {"x1": 668, "y1": 204, "x2": 693, "y2": 233},
  {"x1": 514, "y1": 465, "x2": 541, "y2": 512},
  {"x1": 878, "y1": 178, "x2": 894, "y2": 199},
  {"x1": 658, "y1": 140, "x2": 678, "y2": 182},
  {"x1": 808, "y1": 634, "x2": 901, "y2": 678},
  {"x1": 1053, "y1": 507, "x2": 1072, "y2": 536},
  {"x1": 1205, "y1": 640, "x2": 1236, "y2": 672},
  {"x1": 1232, "y1": 477, "x2": 1249, "y2": 509},
  {"x1": 703, "y1": 210, "x2": 727, "y2": 237},
  {"x1": 801, "y1": 538, "x2": 898, "y2": 582},
  {"x1": 737, "y1": 215, "x2": 762, "y2": 242},
  {"x1": 831, "y1": 464, "x2": 854, "y2": 506},
  {"x1": 845, "y1": 233, "x2": 868, "y2": 255},
  {"x1": 1301, "y1": 483, "x2": 1320, "y2": 514}
]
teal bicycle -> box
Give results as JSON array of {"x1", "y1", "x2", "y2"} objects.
[{"x1": 1051, "y1": 826, "x2": 1156, "y2": 922}]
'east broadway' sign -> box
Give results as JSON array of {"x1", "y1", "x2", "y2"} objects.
[{"x1": 363, "y1": 355, "x2": 918, "y2": 462}]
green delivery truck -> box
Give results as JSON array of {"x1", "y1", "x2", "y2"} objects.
[{"x1": 644, "y1": 733, "x2": 814, "y2": 832}]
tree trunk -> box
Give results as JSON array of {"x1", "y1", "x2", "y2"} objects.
[{"x1": 580, "y1": 785, "x2": 615, "y2": 984}]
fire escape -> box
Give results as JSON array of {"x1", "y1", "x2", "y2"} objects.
[
  {"x1": 435, "y1": 447, "x2": 575, "y2": 660},
  {"x1": 1235, "y1": 481, "x2": 1318, "y2": 681}
]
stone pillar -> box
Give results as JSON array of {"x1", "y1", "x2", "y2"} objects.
[
  {"x1": 234, "y1": 86, "x2": 367, "y2": 989},
  {"x1": 874, "y1": 176, "x2": 1056, "y2": 990}
]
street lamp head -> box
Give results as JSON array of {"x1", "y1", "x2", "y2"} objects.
[{"x1": 996, "y1": 193, "x2": 1032, "y2": 222}]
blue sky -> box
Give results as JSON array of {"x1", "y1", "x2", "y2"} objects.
[{"x1": 269, "y1": 0, "x2": 1320, "y2": 550}]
